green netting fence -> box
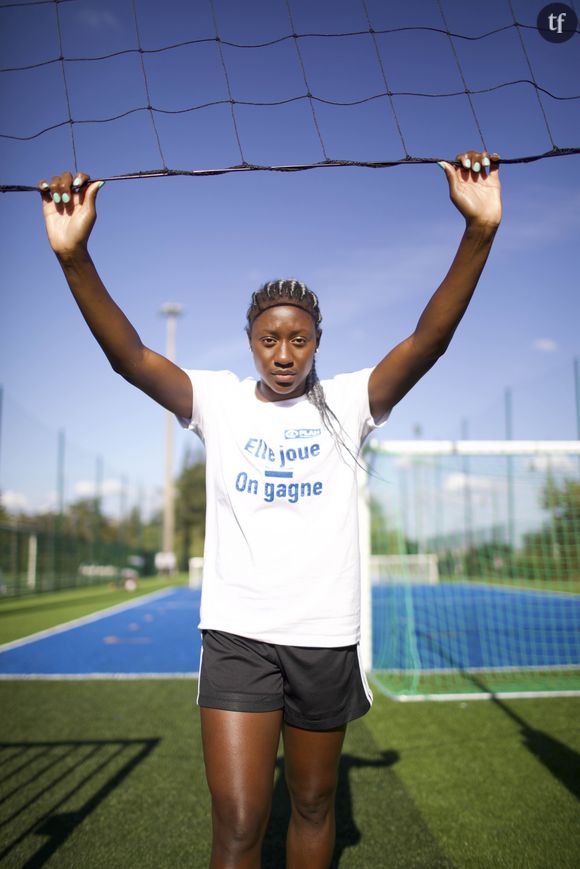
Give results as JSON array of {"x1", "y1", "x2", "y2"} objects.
[
  {"x1": 367, "y1": 441, "x2": 580, "y2": 699},
  {"x1": 0, "y1": 522, "x2": 156, "y2": 597}
]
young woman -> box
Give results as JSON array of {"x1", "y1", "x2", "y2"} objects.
[{"x1": 39, "y1": 152, "x2": 501, "y2": 868}]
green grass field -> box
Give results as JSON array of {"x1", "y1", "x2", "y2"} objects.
[
  {"x1": 1, "y1": 584, "x2": 579, "y2": 867},
  {"x1": 0, "y1": 575, "x2": 188, "y2": 646}
]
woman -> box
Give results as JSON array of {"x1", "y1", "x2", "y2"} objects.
[{"x1": 39, "y1": 152, "x2": 501, "y2": 868}]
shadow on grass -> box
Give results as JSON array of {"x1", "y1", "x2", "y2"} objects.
[
  {"x1": 262, "y1": 750, "x2": 399, "y2": 868},
  {"x1": 0, "y1": 737, "x2": 160, "y2": 868},
  {"x1": 263, "y1": 724, "x2": 454, "y2": 867},
  {"x1": 468, "y1": 671, "x2": 580, "y2": 801},
  {"x1": 417, "y1": 629, "x2": 580, "y2": 801}
]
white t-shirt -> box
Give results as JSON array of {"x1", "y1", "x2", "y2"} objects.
[{"x1": 178, "y1": 368, "x2": 387, "y2": 646}]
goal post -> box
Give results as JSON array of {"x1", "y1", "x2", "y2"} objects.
[{"x1": 360, "y1": 439, "x2": 580, "y2": 699}]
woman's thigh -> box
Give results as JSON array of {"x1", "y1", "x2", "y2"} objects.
[
  {"x1": 282, "y1": 723, "x2": 346, "y2": 806},
  {"x1": 201, "y1": 708, "x2": 283, "y2": 813}
]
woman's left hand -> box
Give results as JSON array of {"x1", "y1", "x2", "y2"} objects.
[{"x1": 439, "y1": 150, "x2": 502, "y2": 230}]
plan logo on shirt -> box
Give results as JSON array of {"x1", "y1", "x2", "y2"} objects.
[{"x1": 284, "y1": 428, "x2": 321, "y2": 439}]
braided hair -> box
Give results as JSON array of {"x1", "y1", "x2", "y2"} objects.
[{"x1": 246, "y1": 279, "x2": 360, "y2": 464}]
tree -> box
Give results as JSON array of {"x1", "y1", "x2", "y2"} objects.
[
  {"x1": 175, "y1": 457, "x2": 206, "y2": 570},
  {"x1": 522, "y1": 477, "x2": 580, "y2": 581},
  {"x1": 370, "y1": 496, "x2": 415, "y2": 555}
]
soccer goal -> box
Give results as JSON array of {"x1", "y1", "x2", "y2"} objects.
[
  {"x1": 371, "y1": 554, "x2": 439, "y2": 585},
  {"x1": 361, "y1": 439, "x2": 580, "y2": 700}
]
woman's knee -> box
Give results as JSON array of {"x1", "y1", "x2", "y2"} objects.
[
  {"x1": 211, "y1": 795, "x2": 270, "y2": 851},
  {"x1": 289, "y1": 783, "x2": 337, "y2": 826}
]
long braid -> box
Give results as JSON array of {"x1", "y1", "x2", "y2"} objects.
[{"x1": 305, "y1": 357, "x2": 367, "y2": 467}]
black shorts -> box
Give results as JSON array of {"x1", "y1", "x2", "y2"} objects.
[{"x1": 197, "y1": 629, "x2": 373, "y2": 731}]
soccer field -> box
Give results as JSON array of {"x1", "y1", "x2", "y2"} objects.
[
  {"x1": 1, "y1": 682, "x2": 579, "y2": 867},
  {"x1": 0, "y1": 584, "x2": 579, "y2": 867}
]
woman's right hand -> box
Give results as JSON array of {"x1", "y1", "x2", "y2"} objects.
[{"x1": 38, "y1": 171, "x2": 104, "y2": 258}]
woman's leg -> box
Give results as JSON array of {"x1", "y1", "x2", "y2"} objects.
[
  {"x1": 282, "y1": 722, "x2": 346, "y2": 869},
  {"x1": 200, "y1": 707, "x2": 283, "y2": 869}
]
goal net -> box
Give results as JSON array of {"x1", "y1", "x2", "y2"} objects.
[
  {"x1": 364, "y1": 440, "x2": 580, "y2": 700},
  {"x1": 371, "y1": 554, "x2": 439, "y2": 585}
]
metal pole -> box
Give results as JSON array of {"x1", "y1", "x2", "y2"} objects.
[
  {"x1": 461, "y1": 418, "x2": 473, "y2": 552},
  {"x1": 574, "y1": 358, "x2": 580, "y2": 475},
  {"x1": 57, "y1": 429, "x2": 65, "y2": 516},
  {"x1": 120, "y1": 475, "x2": 128, "y2": 523},
  {"x1": 0, "y1": 385, "x2": 3, "y2": 491},
  {"x1": 160, "y1": 303, "x2": 183, "y2": 564},
  {"x1": 413, "y1": 423, "x2": 423, "y2": 554},
  {"x1": 505, "y1": 389, "x2": 515, "y2": 552},
  {"x1": 92, "y1": 454, "x2": 103, "y2": 564},
  {"x1": 358, "y1": 457, "x2": 372, "y2": 672}
]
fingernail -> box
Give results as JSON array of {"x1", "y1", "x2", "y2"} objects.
[
  {"x1": 473, "y1": 162, "x2": 481, "y2": 173},
  {"x1": 96, "y1": 180, "x2": 106, "y2": 189},
  {"x1": 40, "y1": 182, "x2": 49, "y2": 190},
  {"x1": 52, "y1": 192, "x2": 61, "y2": 204},
  {"x1": 482, "y1": 157, "x2": 490, "y2": 167},
  {"x1": 462, "y1": 159, "x2": 471, "y2": 169},
  {"x1": 73, "y1": 176, "x2": 82, "y2": 186},
  {"x1": 437, "y1": 161, "x2": 446, "y2": 170},
  {"x1": 62, "y1": 193, "x2": 70, "y2": 204}
]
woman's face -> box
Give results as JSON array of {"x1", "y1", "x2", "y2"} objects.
[{"x1": 250, "y1": 305, "x2": 320, "y2": 402}]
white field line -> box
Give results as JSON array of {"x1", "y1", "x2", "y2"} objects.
[
  {"x1": 388, "y1": 690, "x2": 580, "y2": 702},
  {"x1": 372, "y1": 663, "x2": 580, "y2": 674},
  {"x1": 0, "y1": 671, "x2": 199, "y2": 680},
  {"x1": 368, "y1": 674, "x2": 580, "y2": 701},
  {"x1": 0, "y1": 587, "x2": 177, "y2": 654}
]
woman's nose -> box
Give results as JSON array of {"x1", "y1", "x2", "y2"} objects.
[{"x1": 274, "y1": 342, "x2": 293, "y2": 365}]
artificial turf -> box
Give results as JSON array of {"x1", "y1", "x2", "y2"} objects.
[
  {"x1": 0, "y1": 576, "x2": 188, "y2": 646},
  {"x1": 1, "y1": 584, "x2": 579, "y2": 867},
  {"x1": 1, "y1": 681, "x2": 579, "y2": 868}
]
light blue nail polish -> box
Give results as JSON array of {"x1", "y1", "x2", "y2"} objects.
[
  {"x1": 40, "y1": 182, "x2": 49, "y2": 190},
  {"x1": 473, "y1": 162, "x2": 481, "y2": 173},
  {"x1": 462, "y1": 159, "x2": 471, "y2": 169},
  {"x1": 437, "y1": 161, "x2": 445, "y2": 170},
  {"x1": 62, "y1": 193, "x2": 70, "y2": 204},
  {"x1": 73, "y1": 176, "x2": 82, "y2": 186},
  {"x1": 53, "y1": 192, "x2": 61, "y2": 204},
  {"x1": 482, "y1": 157, "x2": 490, "y2": 167}
]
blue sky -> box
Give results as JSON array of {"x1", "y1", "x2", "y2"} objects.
[{"x1": 0, "y1": 0, "x2": 579, "y2": 519}]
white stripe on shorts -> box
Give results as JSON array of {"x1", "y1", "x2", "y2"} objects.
[
  {"x1": 197, "y1": 644, "x2": 204, "y2": 704},
  {"x1": 356, "y1": 643, "x2": 374, "y2": 706}
]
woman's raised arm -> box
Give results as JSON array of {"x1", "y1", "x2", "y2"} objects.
[
  {"x1": 368, "y1": 150, "x2": 502, "y2": 422},
  {"x1": 39, "y1": 171, "x2": 193, "y2": 419}
]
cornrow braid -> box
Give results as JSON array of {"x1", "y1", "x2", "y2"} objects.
[
  {"x1": 246, "y1": 279, "x2": 322, "y2": 331},
  {"x1": 246, "y1": 279, "x2": 363, "y2": 467}
]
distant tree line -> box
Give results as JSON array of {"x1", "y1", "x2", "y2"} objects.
[
  {"x1": 370, "y1": 478, "x2": 580, "y2": 583},
  {"x1": 3, "y1": 466, "x2": 577, "y2": 587}
]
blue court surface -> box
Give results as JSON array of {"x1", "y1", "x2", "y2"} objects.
[
  {"x1": 372, "y1": 582, "x2": 580, "y2": 671},
  {"x1": 0, "y1": 588, "x2": 202, "y2": 677},
  {"x1": 0, "y1": 584, "x2": 579, "y2": 677}
]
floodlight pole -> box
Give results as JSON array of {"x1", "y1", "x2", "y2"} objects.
[
  {"x1": 0, "y1": 385, "x2": 3, "y2": 492},
  {"x1": 575, "y1": 357, "x2": 580, "y2": 474},
  {"x1": 574, "y1": 357, "x2": 580, "y2": 433},
  {"x1": 160, "y1": 303, "x2": 184, "y2": 562},
  {"x1": 505, "y1": 389, "x2": 515, "y2": 550}
]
